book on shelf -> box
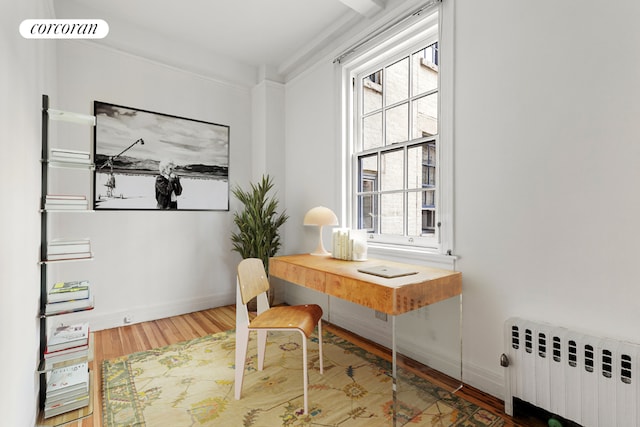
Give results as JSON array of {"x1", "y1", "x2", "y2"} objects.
[
  {"x1": 47, "y1": 239, "x2": 91, "y2": 255},
  {"x1": 43, "y1": 345, "x2": 89, "y2": 371},
  {"x1": 44, "y1": 381, "x2": 90, "y2": 418},
  {"x1": 46, "y1": 384, "x2": 88, "y2": 404},
  {"x1": 45, "y1": 294, "x2": 94, "y2": 315},
  {"x1": 46, "y1": 194, "x2": 86, "y2": 200},
  {"x1": 44, "y1": 341, "x2": 89, "y2": 358},
  {"x1": 47, "y1": 108, "x2": 96, "y2": 126},
  {"x1": 47, "y1": 280, "x2": 90, "y2": 303},
  {"x1": 45, "y1": 252, "x2": 92, "y2": 261},
  {"x1": 45, "y1": 203, "x2": 88, "y2": 211},
  {"x1": 45, "y1": 387, "x2": 89, "y2": 406},
  {"x1": 45, "y1": 195, "x2": 87, "y2": 203},
  {"x1": 49, "y1": 148, "x2": 91, "y2": 163},
  {"x1": 45, "y1": 389, "x2": 89, "y2": 408},
  {"x1": 46, "y1": 239, "x2": 92, "y2": 261},
  {"x1": 46, "y1": 322, "x2": 90, "y2": 352},
  {"x1": 44, "y1": 195, "x2": 88, "y2": 210},
  {"x1": 49, "y1": 148, "x2": 90, "y2": 159},
  {"x1": 48, "y1": 157, "x2": 92, "y2": 166},
  {"x1": 44, "y1": 393, "x2": 89, "y2": 418},
  {"x1": 46, "y1": 362, "x2": 89, "y2": 399},
  {"x1": 42, "y1": 331, "x2": 92, "y2": 371}
]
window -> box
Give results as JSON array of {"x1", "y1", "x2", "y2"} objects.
[{"x1": 343, "y1": 5, "x2": 452, "y2": 253}]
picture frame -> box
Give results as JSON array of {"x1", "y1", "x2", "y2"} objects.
[{"x1": 93, "y1": 101, "x2": 229, "y2": 211}]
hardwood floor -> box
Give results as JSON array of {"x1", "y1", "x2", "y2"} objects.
[{"x1": 42, "y1": 305, "x2": 545, "y2": 427}]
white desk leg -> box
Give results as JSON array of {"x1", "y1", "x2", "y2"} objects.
[
  {"x1": 457, "y1": 293, "x2": 463, "y2": 392},
  {"x1": 391, "y1": 314, "x2": 398, "y2": 427}
]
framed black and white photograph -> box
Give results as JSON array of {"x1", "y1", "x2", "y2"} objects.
[{"x1": 93, "y1": 101, "x2": 229, "y2": 211}]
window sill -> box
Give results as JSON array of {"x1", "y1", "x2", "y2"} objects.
[{"x1": 366, "y1": 243, "x2": 457, "y2": 270}]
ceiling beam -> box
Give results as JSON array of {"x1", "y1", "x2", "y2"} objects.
[{"x1": 339, "y1": 0, "x2": 384, "y2": 18}]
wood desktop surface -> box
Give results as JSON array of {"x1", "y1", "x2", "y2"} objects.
[{"x1": 269, "y1": 254, "x2": 462, "y2": 315}]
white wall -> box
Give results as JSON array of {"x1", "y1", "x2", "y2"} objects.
[
  {"x1": 51, "y1": 40, "x2": 253, "y2": 330},
  {"x1": 454, "y1": 0, "x2": 640, "y2": 396},
  {"x1": 1, "y1": 0, "x2": 56, "y2": 424},
  {"x1": 283, "y1": 60, "x2": 341, "y2": 254},
  {"x1": 283, "y1": 0, "x2": 640, "y2": 399}
]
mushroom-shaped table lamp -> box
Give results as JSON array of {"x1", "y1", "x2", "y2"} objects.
[{"x1": 303, "y1": 206, "x2": 339, "y2": 256}]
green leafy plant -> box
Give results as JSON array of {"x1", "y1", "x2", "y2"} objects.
[{"x1": 230, "y1": 175, "x2": 288, "y2": 276}]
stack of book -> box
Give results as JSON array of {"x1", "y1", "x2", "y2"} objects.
[
  {"x1": 44, "y1": 362, "x2": 90, "y2": 418},
  {"x1": 44, "y1": 195, "x2": 88, "y2": 211},
  {"x1": 48, "y1": 148, "x2": 91, "y2": 165},
  {"x1": 331, "y1": 228, "x2": 368, "y2": 261},
  {"x1": 46, "y1": 239, "x2": 92, "y2": 261},
  {"x1": 44, "y1": 321, "x2": 90, "y2": 370},
  {"x1": 45, "y1": 280, "x2": 94, "y2": 315}
]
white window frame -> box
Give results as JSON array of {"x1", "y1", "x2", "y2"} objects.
[{"x1": 338, "y1": 1, "x2": 454, "y2": 260}]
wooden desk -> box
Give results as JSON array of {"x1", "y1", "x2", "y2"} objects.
[
  {"x1": 269, "y1": 254, "x2": 462, "y2": 315},
  {"x1": 270, "y1": 254, "x2": 463, "y2": 426}
]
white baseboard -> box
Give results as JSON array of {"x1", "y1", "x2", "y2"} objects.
[
  {"x1": 86, "y1": 290, "x2": 235, "y2": 331},
  {"x1": 461, "y1": 360, "x2": 506, "y2": 402}
]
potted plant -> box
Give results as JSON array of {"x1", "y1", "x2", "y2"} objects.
[{"x1": 230, "y1": 175, "x2": 288, "y2": 307}]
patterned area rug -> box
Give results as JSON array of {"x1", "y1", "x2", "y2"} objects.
[{"x1": 102, "y1": 330, "x2": 505, "y2": 426}]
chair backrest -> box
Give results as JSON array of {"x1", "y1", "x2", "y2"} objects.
[{"x1": 237, "y1": 258, "x2": 270, "y2": 305}]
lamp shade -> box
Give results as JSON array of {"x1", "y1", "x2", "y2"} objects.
[
  {"x1": 303, "y1": 206, "x2": 338, "y2": 256},
  {"x1": 303, "y1": 206, "x2": 338, "y2": 227}
]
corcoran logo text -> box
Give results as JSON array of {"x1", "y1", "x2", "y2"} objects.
[{"x1": 20, "y1": 19, "x2": 109, "y2": 39}]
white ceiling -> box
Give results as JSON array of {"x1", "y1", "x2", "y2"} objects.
[{"x1": 52, "y1": 0, "x2": 387, "y2": 81}]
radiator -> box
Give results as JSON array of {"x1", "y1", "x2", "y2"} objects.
[{"x1": 503, "y1": 317, "x2": 640, "y2": 426}]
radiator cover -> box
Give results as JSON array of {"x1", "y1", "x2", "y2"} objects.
[{"x1": 504, "y1": 317, "x2": 640, "y2": 426}]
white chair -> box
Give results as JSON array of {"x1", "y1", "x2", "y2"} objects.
[{"x1": 234, "y1": 258, "x2": 323, "y2": 414}]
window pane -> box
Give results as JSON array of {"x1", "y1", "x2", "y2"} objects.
[
  {"x1": 412, "y1": 44, "x2": 438, "y2": 96},
  {"x1": 363, "y1": 112, "x2": 382, "y2": 150},
  {"x1": 380, "y1": 149, "x2": 403, "y2": 191},
  {"x1": 408, "y1": 191, "x2": 436, "y2": 237},
  {"x1": 423, "y1": 189, "x2": 435, "y2": 207},
  {"x1": 412, "y1": 93, "x2": 438, "y2": 139},
  {"x1": 358, "y1": 155, "x2": 378, "y2": 191},
  {"x1": 358, "y1": 155, "x2": 378, "y2": 231},
  {"x1": 386, "y1": 103, "x2": 408, "y2": 145},
  {"x1": 363, "y1": 70, "x2": 382, "y2": 115},
  {"x1": 407, "y1": 142, "x2": 436, "y2": 190},
  {"x1": 385, "y1": 57, "x2": 409, "y2": 106},
  {"x1": 380, "y1": 193, "x2": 404, "y2": 235},
  {"x1": 358, "y1": 194, "x2": 377, "y2": 231},
  {"x1": 407, "y1": 191, "x2": 422, "y2": 236}
]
